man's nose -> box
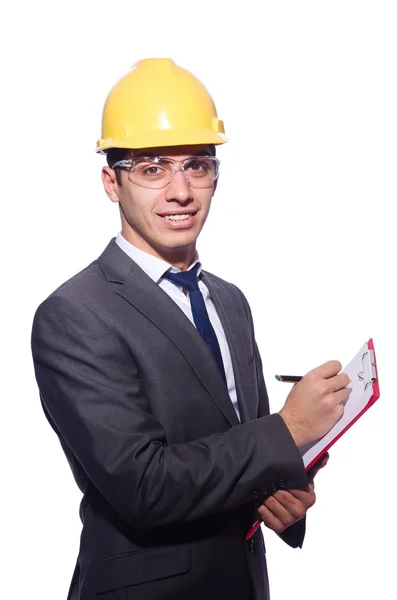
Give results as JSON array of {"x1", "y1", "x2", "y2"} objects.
[{"x1": 165, "y1": 169, "x2": 194, "y2": 203}]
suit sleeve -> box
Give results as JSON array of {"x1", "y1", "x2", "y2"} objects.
[
  {"x1": 236, "y1": 288, "x2": 307, "y2": 548},
  {"x1": 31, "y1": 295, "x2": 308, "y2": 530}
]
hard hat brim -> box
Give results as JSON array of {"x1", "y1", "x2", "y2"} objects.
[{"x1": 96, "y1": 129, "x2": 228, "y2": 153}]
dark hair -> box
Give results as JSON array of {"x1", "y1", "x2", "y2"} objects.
[
  {"x1": 105, "y1": 144, "x2": 216, "y2": 186},
  {"x1": 106, "y1": 148, "x2": 130, "y2": 185}
]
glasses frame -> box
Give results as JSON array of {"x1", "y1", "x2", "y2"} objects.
[{"x1": 111, "y1": 155, "x2": 220, "y2": 189}]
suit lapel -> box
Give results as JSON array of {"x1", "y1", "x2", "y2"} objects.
[
  {"x1": 202, "y1": 273, "x2": 256, "y2": 423},
  {"x1": 98, "y1": 240, "x2": 239, "y2": 427}
]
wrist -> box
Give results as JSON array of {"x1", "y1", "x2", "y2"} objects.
[{"x1": 278, "y1": 409, "x2": 307, "y2": 448}]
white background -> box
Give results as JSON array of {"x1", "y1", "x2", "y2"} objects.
[{"x1": 2, "y1": 1, "x2": 396, "y2": 598}]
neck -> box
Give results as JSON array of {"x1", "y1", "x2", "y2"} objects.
[
  {"x1": 160, "y1": 246, "x2": 197, "y2": 271},
  {"x1": 120, "y1": 229, "x2": 197, "y2": 271}
]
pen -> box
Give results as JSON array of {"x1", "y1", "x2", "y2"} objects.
[{"x1": 274, "y1": 375, "x2": 302, "y2": 383}]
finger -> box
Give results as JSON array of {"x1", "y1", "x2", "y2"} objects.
[
  {"x1": 307, "y1": 452, "x2": 329, "y2": 481},
  {"x1": 257, "y1": 503, "x2": 286, "y2": 533},
  {"x1": 328, "y1": 372, "x2": 350, "y2": 393},
  {"x1": 307, "y1": 464, "x2": 326, "y2": 484},
  {"x1": 319, "y1": 450, "x2": 330, "y2": 464},
  {"x1": 307, "y1": 360, "x2": 342, "y2": 380},
  {"x1": 286, "y1": 486, "x2": 316, "y2": 508},
  {"x1": 334, "y1": 386, "x2": 351, "y2": 406},
  {"x1": 265, "y1": 491, "x2": 306, "y2": 522}
]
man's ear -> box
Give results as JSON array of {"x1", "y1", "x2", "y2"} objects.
[
  {"x1": 102, "y1": 167, "x2": 121, "y2": 203},
  {"x1": 213, "y1": 176, "x2": 219, "y2": 194}
]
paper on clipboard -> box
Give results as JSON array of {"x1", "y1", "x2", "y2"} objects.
[{"x1": 300, "y1": 338, "x2": 380, "y2": 470}]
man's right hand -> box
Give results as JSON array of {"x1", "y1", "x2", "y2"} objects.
[{"x1": 278, "y1": 361, "x2": 350, "y2": 448}]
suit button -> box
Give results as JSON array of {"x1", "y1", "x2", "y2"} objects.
[{"x1": 248, "y1": 538, "x2": 255, "y2": 553}]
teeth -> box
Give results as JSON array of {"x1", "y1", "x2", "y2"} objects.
[{"x1": 165, "y1": 214, "x2": 191, "y2": 221}]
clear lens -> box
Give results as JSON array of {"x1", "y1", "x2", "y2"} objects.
[
  {"x1": 130, "y1": 160, "x2": 170, "y2": 187},
  {"x1": 113, "y1": 156, "x2": 219, "y2": 189},
  {"x1": 182, "y1": 158, "x2": 218, "y2": 184}
]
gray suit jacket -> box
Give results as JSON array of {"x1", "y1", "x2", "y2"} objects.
[{"x1": 31, "y1": 239, "x2": 308, "y2": 600}]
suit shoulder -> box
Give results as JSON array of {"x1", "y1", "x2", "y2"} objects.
[
  {"x1": 34, "y1": 260, "x2": 107, "y2": 317},
  {"x1": 50, "y1": 260, "x2": 104, "y2": 297}
]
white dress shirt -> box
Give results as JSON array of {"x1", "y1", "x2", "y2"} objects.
[{"x1": 115, "y1": 233, "x2": 240, "y2": 421}]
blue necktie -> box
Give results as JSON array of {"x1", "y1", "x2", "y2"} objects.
[{"x1": 163, "y1": 264, "x2": 227, "y2": 383}]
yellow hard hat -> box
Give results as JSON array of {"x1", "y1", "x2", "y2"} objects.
[{"x1": 96, "y1": 58, "x2": 227, "y2": 153}]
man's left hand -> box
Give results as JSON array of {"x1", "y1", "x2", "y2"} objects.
[{"x1": 257, "y1": 452, "x2": 329, "y2": 534}]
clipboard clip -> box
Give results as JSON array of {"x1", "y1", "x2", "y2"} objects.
[{"x1": 358, "y1": 350, "x2": 377, "y2": 390}]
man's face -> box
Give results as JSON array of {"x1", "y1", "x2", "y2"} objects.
[{"x1": 102, "y1": 145, "x2": 217, "y2": 261}]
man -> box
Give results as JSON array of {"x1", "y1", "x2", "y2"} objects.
[{"x1": 31, "y1": 58, "x2": 349, "y2": 600}]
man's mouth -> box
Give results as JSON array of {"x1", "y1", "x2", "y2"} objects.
[{"x1": 164, "y1": 213, "x2": 193, "y2": 221}]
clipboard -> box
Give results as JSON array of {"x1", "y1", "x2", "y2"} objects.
[
  {"x1": 301, "y1": 338, "x2": 379, "y2": 469},
  {"x1": 246, "y1": 339, "x2": 380, "y2": 540}
]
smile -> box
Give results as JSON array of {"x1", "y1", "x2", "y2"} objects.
[
  {"x1": 159, "y1": 211, "x2": 198, "y2": 229},
  {"x1": 164, "y1": 214, "x2": 192, "y2": 221}
]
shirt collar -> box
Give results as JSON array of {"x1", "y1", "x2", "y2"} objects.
[{"x1": 115, "y1": 233, "x2": 202, "y2": 283}]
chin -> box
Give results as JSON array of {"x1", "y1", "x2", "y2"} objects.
[{"x1": 162, "y1": 233, "x2": 197, "y2": 248}]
